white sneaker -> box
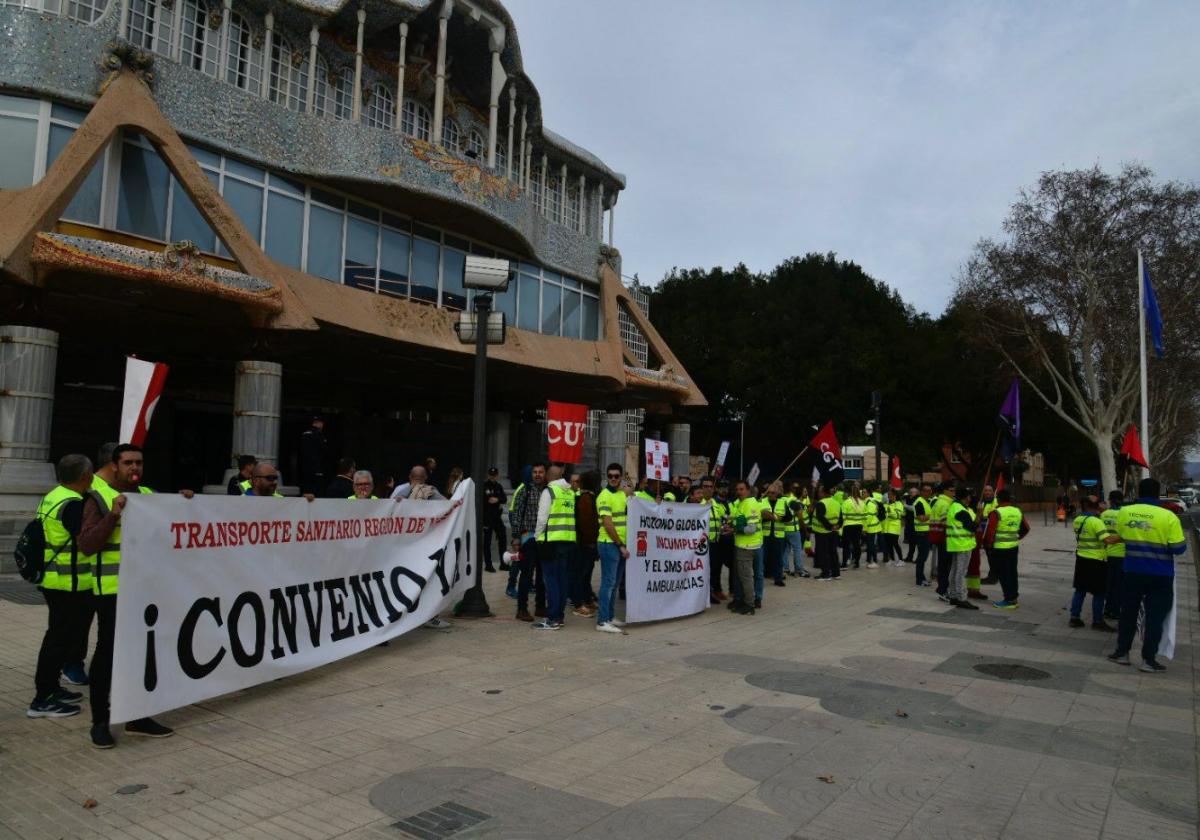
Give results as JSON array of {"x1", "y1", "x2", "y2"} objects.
[
  {"x1": 531, "y1": 620, "x2": 560, "y2": 631},
  {"x1": 596, "y1": 622, "x2": 623, "y2": 634},
  {"x1": 867, "y1": 563, "x2": 878, "y2": 569},
  {"x1": 611, "y1": 619, "x2": 626, "y2": 627},
  {"x1": 423, "y1": 618, "x2": 451, "y2": 629}
]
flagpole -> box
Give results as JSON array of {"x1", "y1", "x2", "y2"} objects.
[{"x1": 1138, "y1": 249, "x2": 1150, "y2": 479}]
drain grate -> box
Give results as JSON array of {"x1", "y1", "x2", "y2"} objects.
[
  {"x1": 973, "y1": 663, "x2": 1050, "y2": 681},
  {"x1": 392, "y1": 801, "x2": 491, "y2": 839}
]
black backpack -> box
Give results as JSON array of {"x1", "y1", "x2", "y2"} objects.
[{"x1": 13, "y1": 498, "x2": 79, "y2": 585}]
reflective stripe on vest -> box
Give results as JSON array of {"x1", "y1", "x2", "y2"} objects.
[
  {"x1": 912, "y1": 497, "x2": 931, "y2": 533},
  {"x1": 993, "y1": 505, "x2": 1023, "y2": 549},
  {"x1": 89, "y1": 480, "x2": 122, "y2": 595},
  {"x1": 1100, "y1": 508, "x2": 1124, "y2": 558},
  {"x1": 542, "y1": 485, "x2": 577, "y2": 543},
  {"x1": 38, "y1": 486, "x2": 93, "y2": 592},
  {"x1": 732, "y1": 497, "x2": 762, "y2": 548},
  {"x1": 810, "y1": 497, "x2": 842, "y2": 534}
]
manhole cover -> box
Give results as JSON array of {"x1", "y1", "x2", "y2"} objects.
[{"x1": 973, "y1": 663, "x2": 1050, "y2": 681}]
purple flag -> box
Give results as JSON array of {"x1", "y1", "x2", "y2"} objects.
[{"x1": 997, "y1": 378, "x2": 1020, "y2": 457}]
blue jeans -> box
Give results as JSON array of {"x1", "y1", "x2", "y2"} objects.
[
  {"x1": 864, "y1": 532, "x2": 878, "y2": 564},
  {"x1": 1071, "y1": 589, "x2": 1105, "y2": 623},
  {"x1": 782, "y1": 531, "x2": 805, "y2": 574},
  {"x1": 753, "y1": 545, "x2": 764, "y2": 601},
  {"x1": 597, "y1": 543, "x2": 621, "y2": 625},
  {"x1": 913, "y1": 534, "x2": 930, "y2": 584},
  {"x1": 542, "y1": 543, "x2": 570, "y2": 623}
]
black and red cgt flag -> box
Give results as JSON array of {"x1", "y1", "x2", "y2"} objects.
[{"x1": 809, "y1": 421, "x2": 845, "y2": 488}]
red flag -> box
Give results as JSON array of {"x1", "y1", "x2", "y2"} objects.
[
  {"x1": 889, "y1": 455, "x2": 903, "y2": 489},
  {"x1": 808, "y1": 421, "x2": 844, "y2": 486},
  {"x1": 996, "y1": 474, "x2": 1006, "y2": 493},
  {"x1": 546, "y1": 401, "x2": 587, "y2": 463},
  {"x1": 1119, "y1": 424, "x2": 1148, "y2": 468},
  {"x1": 120, "y1": 357, "x2": 169, "y2": 446}
]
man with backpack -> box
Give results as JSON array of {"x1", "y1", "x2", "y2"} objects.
[{"x1": 25, "y1": 454, "x2": 96, "y2": 719}]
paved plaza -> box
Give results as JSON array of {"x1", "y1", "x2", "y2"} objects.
[{"x1": 0, "y1": 518, "x2": 1196, "y2": 840}]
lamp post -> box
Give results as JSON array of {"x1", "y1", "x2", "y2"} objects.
[
  {"x1": 868, "y1": 390, "x2": 882, "y2": 483},
  {"x1": 453, "y1": 257, "x2": 512, "y2": 618}
]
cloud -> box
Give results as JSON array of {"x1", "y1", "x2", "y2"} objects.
[{"x1": 503, "y1": 0, "x2": 1200, "y2": 315}]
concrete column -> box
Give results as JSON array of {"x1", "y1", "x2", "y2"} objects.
[
  {"x1": 517, "y1": 105, "x2": 527, "y2": 186},
  {"x1": 559, "y1": 163, "x2": 568, "y2": 225},
  {"x1": 485, "y1": 410, "x2": 511, "y2": 485},
  {"x1": 219, "y1": 0, "x2": 233, "y2": 80},
  {"x1": 260, "y1": 12, "x2": 274, "y2": 100},
  {"x1": 598, "y1": 413, "x2": 625, "y2": 477},
  {"x1": 169, "y1": 0, "x2": 184, "y2": 60},
  {"x1": 608, "y1": 201, "x2": 615, "y2": 247},
  {"x1": 667, "y1": 422, "x2": 691, "y2": 480},
  {"x1": 505, "y1": 88, "x2": 515, "y2": 180},
  {"x1": 486, "y1": 26, "x2": 505, "y2": 169},
  {"x1": 305, "y1": 24, "x2": 319, "y2": 113},
  {"x1": 395, "y1": 22, "x2": 408, "y2": 132},
  {"x1": 431, "y1": 0, "x2": 452, "y2": 144},
  {"x1": 232, "y1": 361, "x2": 281, "y2": 467},
  {"x1": 577, "y1": 173, "x2": 586, "y2": 233},
  {"x1": 0, "y1": 326, "x2": 57, "y2": 507},
  {"x1": 118, "y1": 0, "x2": 130, "y2": 40},
  {"x1": 598, "y1": 184, "x2": 605, "y2": 240},
  {"x1": 540, "y1": 154, "x2": 548, "y2": 214},
  {"x1": 351, "y1": 8, "x2": 366, "y2": 123}
]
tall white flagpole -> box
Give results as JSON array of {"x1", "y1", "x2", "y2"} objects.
[{"x1": 1138, "y1": 249, "x2": 1150, "y2": 479}]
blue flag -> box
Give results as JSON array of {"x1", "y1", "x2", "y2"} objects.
[{"x1": 1143, "y1": 261, "x2": 1165, "y2": 358}]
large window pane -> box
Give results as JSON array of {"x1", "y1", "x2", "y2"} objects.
[
  {"x1": 491, "y1": 279, "x2": 516, "y2": 326},
  {"x1": 223, "y1": 178, "x2": 263, "y2": 241},
  {"x1": 379, "y1": 227, "x2": 410, "y2": 298},
  {"x1": 562, "y1": 288, "x2": 581, "y2": 338},
  {"x1": 306, "y1": 204, "x2": 343, "y2": 281},
  {"x1": 169, "y1": 177, "x2": 218, "y2": 252},
  {"x1": 517, "y1": 273, "x2": 539, "y2": 331},
  {"x1": 541, "y1": 281, "x2": 561, "y2": 335},
  {"x1": 117, "y1": 141, "x2": 170, "y2": 240},
  {"x1": 225, "y1": 157, "x2": 264, "y2": 183},
  {"x1": 411, "y1": 237, "x2": 439, "y2": 303},
  {"x1": 344, "y1": 216, "x2": 378, "y2": 289},
  {"x1": 264, "y1": 191, "x2": 303, "y2": 268},
  {"x1": 0, "y1": 94, "x2": 40, "y2": 116},
  {"x1": 48, "y1": 124, "x2": 102, "y2": 224},
  {"x1": 581, "y1": 295, "x2": 599, "y2": 341},
  {"x1": 0, "y1": 115, "x2": 38, "y2": 189},
  {"x1": 441, "y1": 248, "x2": 467, "y2": 310}
]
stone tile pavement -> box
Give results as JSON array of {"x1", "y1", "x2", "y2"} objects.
[{"x1": 0, "y1": 517, "x2": 1195, "y2": 839}]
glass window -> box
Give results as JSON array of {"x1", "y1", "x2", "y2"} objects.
[
  {"x1": 0, "y1": 114, "x2": 37, "y2": 190},
  {"x1": 48, "y1": 125, "x2": 103, "y2": 225},
  {"x1": 269, "y1": 36, "x2": 308, "y2": 113},
  {"x1": 378, "y1": 226, "x2": 410, "y2": 298},
  {"x1": 491, "y1": 281, "x2": 516, "y2": 326},
  {"x1": 264, "y1": 191, "x2": 303, "y2": 268},
  {"x1": 306, "y1": 203, "x2": 343, "y2": 281},
  {"x1": 117, "y1": 140, "x2": 170, "y2": 240},
  {"x1": 540, "y1": 280, "x2": 561, "y2": 335},
  {"x1": 348, "y1": 201, "x2": 376, "y2": 220},
  {"x1": 0, "y1": 94, "x2": 39, "y2": 116},
  {"x1": 581, "y1": 295, "x2": 599, "y2": 340},
  {"x1": 410, "y1": 237, "x2": 439, "y2": 302},
  {"x1": 344, "y1": 215, "x2": 378, "y2": 289},
  {"x1": 312, "y1": 188, "x2": 343, "y2": 209},
  {"x1": 169, "y1": 177, "x2": 218, "y2": 252},
  {"x1": 50, "y1": 102, "x2": 88, "y2": 124},
  {"x1": 365, "y1": 85, "x2": 394, "y2": 131},
  {"x1": 224, "y1": 156, "x2": 264, "y2": 183},
  {"x1": 517, "y1": 272, "x2": 539, "y2": 331},
  {"x1": 413, "y1": 222, "x2": 440, "y2": 241},
  {"x1": 225, "y1": 13, "x2": 263, "y2": 93},
  {"x1": 66, "y1": 0, "x2": 105, "y2": 23},
  {"x1": 441, "y1": 119, "x2": 460, "y2": 152},
  {"x1": 223, "y1": 178, "x2": 264, "y2": 241},
  {"x1": 401, "y1": 100, "x2": 430, "y2": 141},
  {"x1": 440, "y1": 248, "x2": 466, "y2": 310},
  {"x1": 186, "y1": 143, "x2": 221, "y2": 168},
  {"x1": 269, "y1": 172, "x2": 304, "y2": 196},
  {"x1": 178, "y1": 0, "x2": 211, "y2": 75},
  {"x1": 466, "y1": 130, "x2": 484, "y2": 161},
  {"x1": 561, "y1": 288, "x2": 581, "y2": 339}
]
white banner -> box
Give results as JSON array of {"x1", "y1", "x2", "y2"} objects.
[
  {"x1": 111, "y1": 482, "x2": 476, "y2": 723},
  {"x1": 645, "y1": 439, "x2": 671, "y2": 482},
  {"x1": 625, "y1": 497, "x2": 710, "y2": 623}
]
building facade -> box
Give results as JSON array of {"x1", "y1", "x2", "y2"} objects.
[{"x1": 0, "y1": 0, "x2": 703, "y2": 537}]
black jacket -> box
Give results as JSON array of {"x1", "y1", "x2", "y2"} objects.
[{"x1": 325, "y1": 475, "x2": 354, "y2": 499}]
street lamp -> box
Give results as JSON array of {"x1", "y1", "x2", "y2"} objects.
[
  {"x1": 453, "y1": 255, "x2": 513, "y2": 619},
  {"x1": 869, "y1": 390, "x2": 882, "y2": 483}
]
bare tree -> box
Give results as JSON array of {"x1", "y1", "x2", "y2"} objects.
[{"x1": 955, "y1": 164, "x2": 1200, "y2": 492}]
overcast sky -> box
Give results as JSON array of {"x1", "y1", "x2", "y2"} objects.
[{"x1": 503, "y1": 0, "x2": 1199, "y2": 317}]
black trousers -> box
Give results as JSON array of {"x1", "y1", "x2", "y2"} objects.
[
  {"x1": 1115, "y1": 572, "x2": 1174, "y2": 662},
  {"x1": 883, "y1": 534, "x2": 902, "y2": 563},
  {"x1": 935, "y1": 543, "x2": 951, "y2": 594},
  {"x1": 482, "y1": 517, "x2": 507, "y2": 569},
  {"x1": 991, "y1": 546, "x2": 1019, "y2": 601},
  {"x1": 766, "y1": 538, "x2": 785, "y2": 583},
  {"x1": 89, "y1": 594, "x2": 117, "y2": 724},
  {"x1": 841, "y1": 526, "x2": 863, "y2": 567},
  {"x1": 516, "y1": 538, "x2": 545, "y2": 613},
  {"x1": 711, "y1": 537, "x2": 733, "y2": 593},
  {"x1": 815, "y1": 532, "x2": 840, "y2": 578},
  {"x1": 904, "y1": 529, "x2": 917, "y2": 561},
  {"x1": 34, "y1": 589, "x2": 94, "y2": 699},
  {"x1": 1105, "y1": 557, "x2": 1125, "y2": 617}
]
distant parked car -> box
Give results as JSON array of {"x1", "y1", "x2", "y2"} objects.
[{"x1": 1159, "y1": 498, "x2": 1186, "y2": 515}]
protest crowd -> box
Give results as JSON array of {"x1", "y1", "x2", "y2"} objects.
[{"x1": 17, "y1": 422, "x2": 1187, "y2": 751}]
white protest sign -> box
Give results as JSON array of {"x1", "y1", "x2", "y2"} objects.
[
  {"x1": 746, "y1": 463, "x2": 760, "y2": 487},
  {"x1": 625, "y1": 496, "x2": 710, "y2": 623},
  {"x1": 714, "y1": 441, "x2": 731, "y2": 478},
  {"x1": 645, "y1": 439, "x2": 671, "y2": 481},
  {"x1": 111, "y1": 482, "x2": 475, "y2": 723}
]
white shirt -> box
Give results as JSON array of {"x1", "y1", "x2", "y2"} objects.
[
  {"x1": 535, "y1": 478, "x2": 571, "y2": 540},
  {"x1": 388, "y1": 482, "x2": 445, "y2": 501}
]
